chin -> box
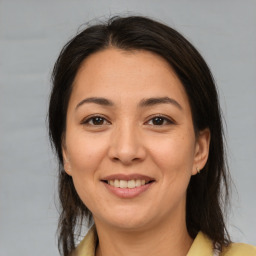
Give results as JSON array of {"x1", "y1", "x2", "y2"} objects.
[{"x1": 94, "y1": 208, "x2": 154, "y2": 232}]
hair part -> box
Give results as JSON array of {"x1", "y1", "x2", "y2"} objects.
[{"x1": 48, "y1": 15, "x2": 231, "y2": 256}]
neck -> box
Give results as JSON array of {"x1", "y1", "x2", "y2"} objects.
[{"x1": 94, "y1": 214, "x2": 193, "y2": 256}]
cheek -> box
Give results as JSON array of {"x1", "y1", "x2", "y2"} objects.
[
  {"x1": 149, "y1": 133, "x2": 195, "y2": 171},
  {"x1": 66, "y1": 131, "x2": 108, "y2": 173},
  {"x1": 65, "y1": 132, "x2": 110, "y2": 209},
  {"x1": 146, "y1": 131, "x2": 196, "y2": 198}
]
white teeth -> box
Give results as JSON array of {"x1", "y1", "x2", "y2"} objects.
[
  {"x1": 128, "y1": 180, "x2": 135, "y2": 188},
  {"x1": 108, "y1": 179, "x2": 148, "y2": 188},
  {"x1": 114, "y1": 179, "x2": 120, "y2": 188},
  {"x1": 135, "y1": 180, "x2": 141, "y2": 187},
  {"x1": 120, "y1": 180, "x2": 128, "y2": 188}
]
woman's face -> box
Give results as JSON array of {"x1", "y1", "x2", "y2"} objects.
[{"x1": 63, "y1": 48, "x2": 210, "y2": 231}]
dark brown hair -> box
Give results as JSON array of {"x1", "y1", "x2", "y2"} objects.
[{"x1": 48, "y1": 16, "x2": 231, "y2": 256}]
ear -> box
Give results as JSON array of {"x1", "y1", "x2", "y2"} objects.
[
  {"x1": 62, "y1": 142, "x2": 72, "y2": 176},
  {"x1": 192, "y1": 128, "x2": 211, "y2": 175}
]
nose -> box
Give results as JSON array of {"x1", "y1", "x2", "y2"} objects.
[{"x1": 108, "y1": 122, "x2": 146, "y2": 165}]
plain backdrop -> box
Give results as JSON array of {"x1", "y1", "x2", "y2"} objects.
[{"x1": 0, "y1": 0, "x2": 255, "y2": 255}]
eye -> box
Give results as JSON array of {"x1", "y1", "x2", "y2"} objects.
[
  {"x1": 146, "y1": 115, "x2": 173, "y2": 126},
  {"x1": 81, "y1": 116, "x2": 110, "y2": 126}
]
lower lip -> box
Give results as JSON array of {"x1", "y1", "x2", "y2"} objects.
[{"x1": 102, "y1": 182, "x2": 154, "y2": 199}]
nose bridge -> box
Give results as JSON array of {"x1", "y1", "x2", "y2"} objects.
[{"x1": 109, "y1": 118, "x2": 145, "y2": 164}]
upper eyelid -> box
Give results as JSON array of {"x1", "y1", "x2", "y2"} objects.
[
  {"x1": 81, "y1": 114, "x2": 111, "y2": 124},
  {"x1": 144, "y1": 114, "x2": 175, "y2": 124}
]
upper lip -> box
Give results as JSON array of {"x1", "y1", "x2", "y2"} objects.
[{"x1": 101, "y1": 174, "x2": 155, "y2": 183}]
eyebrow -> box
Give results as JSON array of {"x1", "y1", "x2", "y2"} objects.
[
  {"x1": 76, "y1": 97, "x2": 114, "y2": 109},
  {"x1": 76, "y1": 96, "x2": 182, "y2": 110},
  {"x1": 139, "y1": 97, "x2": 183, "y2": 110}
]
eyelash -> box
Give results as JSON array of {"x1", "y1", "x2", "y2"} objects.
[
  {"x1": 81, "y1": 114, "x2": 174, "y2": 126},
  {"x1": 81, "y1": 115, "x2": 111, "y2": 126},
  {"x1": 145, "y1": 115, "x2": 174, "y2": 126}
]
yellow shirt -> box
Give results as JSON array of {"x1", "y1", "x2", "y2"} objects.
[{"x1": 73, "y1": 226, "x2": 256, "y2": 256}]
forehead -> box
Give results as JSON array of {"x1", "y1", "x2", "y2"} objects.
[{"x1": 70, "y1": 48, "x2": 190, "y2": 111}]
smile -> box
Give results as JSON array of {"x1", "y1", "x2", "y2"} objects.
[
  {"x1": 101, "y1": 174, "x2": 155, "y2": 198},
  {"x1": 106, "y1": 179, "x2": 151, "y2": 189}
]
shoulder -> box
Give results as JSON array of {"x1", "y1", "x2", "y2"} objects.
[
  {"x1": 187, "y1": 231, "x2": 256, "y2": 256},
  {"x1": 221, "y1": 242, "x2": 256, "y2": 256}
]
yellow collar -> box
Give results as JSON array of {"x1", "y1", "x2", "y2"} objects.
[
  {"x1": 73, "y1": 225, "x2": 97, "y2": 256},
  {"x1": 73, "y1": 226, "x2": 256, "y2": 256},
  {"x1": 187, "y1": 231, "x2": 214, "y2": 255}
]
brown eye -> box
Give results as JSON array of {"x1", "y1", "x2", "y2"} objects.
[
  {"x1": 82, "y1": 116, "x2": 110, "y2": 126},
  {"x1": 152, "y1": 117, "x2": 165, "y2": 125},
  {"x1": 147, "y1": 116, "x2": 173, "y2": 126},
  {"x1": 91, "y1": 117, "x2": 105, "y2": 125}
]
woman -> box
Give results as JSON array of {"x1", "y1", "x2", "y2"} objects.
[{"x1": 48, "y1": 16, "x2": 256, "y2": 256}]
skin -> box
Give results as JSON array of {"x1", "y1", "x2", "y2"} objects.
[{"x1": 62, "y1": 48, "x2": 210, "y2": 256}]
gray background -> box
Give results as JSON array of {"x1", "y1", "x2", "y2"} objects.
[{"x1": 0, "y1": 0, "x2": 255, "y2": 255}]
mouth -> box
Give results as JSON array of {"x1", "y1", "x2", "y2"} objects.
[
  {"x1": 102, "y1": 179, "x2": 154, "y2": 189},
  {"x1": 100, "y1": 174, "x2": 155, "y2": 198}
]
